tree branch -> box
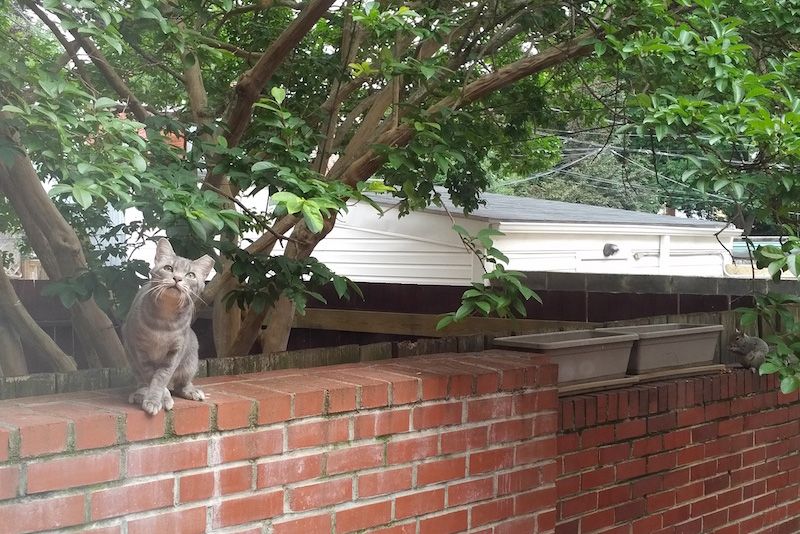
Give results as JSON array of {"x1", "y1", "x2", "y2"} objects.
[
  {"x1": 212, "y1": 0, "x2": 311, "y2": 33},
  {"x1": 203, "y1": 182, "x2": 300, "y2": 244},
  {"x1": 123, "y1": 35, "x2": 186, "y2": 84},
  {"x1": 190, "y1": 33, "x2": 262, "y2": 62},
  {"x1": 66, "y1": 31, "x2": 150, "y2": 122},
  {"x1": 0, "y1": 124, "x2": 128, "y2": 368},
  {"x1": 334, "y1": 30, "x2": 597, "y2": 185},
  {"x1": 313, "y1": 2, "x2": 363, "y2": 173},
  {"x1": 25, "y1": 2, "x2": 97, "y2": 93},
  {"x1": 200, "y1": 215, "x2": 300, "y2": 304},
  {"x1": 0, "y1": 267, "x2": 77, "y2": 372},
  {"x1": 218, "y1": 0, "x2": 336, "y2": 152}
]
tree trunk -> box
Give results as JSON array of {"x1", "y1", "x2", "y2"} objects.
[
  {"x1": 212, "y1": 273, "x2": 242, "y2": 356},
  {"x1": 260, "y1": 219, "x2": 334, "y2": 354},
  {"x1": 202, "y1": 216, "x2": 298, "y2": 356},
  {"x1": 0, "y1": 125, "x2": 127, "y2": 368},
  {"x1": 226, "y1": 306, "x2": 268, "y2": 357},
  {"x1": 0, "y1": 310, "x2": 27, "y2": 376},
  {"x1": 0, "y1": 267, "x2": 76, "y2": 372},
  {"x1": 260, "y1": 296, "x2": 295, "y2": 355}
]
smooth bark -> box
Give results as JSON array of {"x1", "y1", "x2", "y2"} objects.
[
  {"x1": 0, "y1": 125, "x2": 127, "y2": 368},
  {"x1": 0, "y1": 267, "x2": 76, "y2": 372},
  {"x1": 0, "y1": 309, "x2": 27, "y2": 376}
]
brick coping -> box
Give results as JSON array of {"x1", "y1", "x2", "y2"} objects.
[{"x1": 0, "y1": 350, "x2": 556, "y2": 463}]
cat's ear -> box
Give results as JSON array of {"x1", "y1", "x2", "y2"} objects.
[
  {"x1": 192, "y1": 255, "x2": 215, "y2": 279},
  {"x1": 154, "y1": 238, "x2": 176, "y2": 263}
]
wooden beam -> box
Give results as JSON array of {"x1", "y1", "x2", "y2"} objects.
[{"x1": 292, "y1": 308, "x2": 595, "y2": 338}]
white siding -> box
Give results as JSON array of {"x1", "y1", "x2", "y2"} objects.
[
  {"x1": 266, "y1": 197, "x2": 740, "y2": 284},
  {"x1": 495, "y1": 225, "x2": 734, "y2": 277},
  {"x1": 277, "y1": 203, "x2": 484, "y2": 285}
]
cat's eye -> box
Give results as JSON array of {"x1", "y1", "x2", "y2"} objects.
[
  {"x1": 163, "y1": 265, "x2": 173, "y2": 272},
  {"x1": 186, "y1": 272, "x2": 196, "y2": 279}
]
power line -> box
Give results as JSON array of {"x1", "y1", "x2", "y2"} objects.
[
  {"x1": 611, "y1": 150, "x2": 734, "y2": 203},
  {"x1": 490, "y1": 149, "x2": 601, "y2": 189},
  {"x1": 553, "y1": 168, "x2": 734, "y2": 204}
]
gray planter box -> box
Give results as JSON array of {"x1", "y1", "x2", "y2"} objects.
[
  {"x1": 492, "y1": 330, "x2": 637, "y2": 384},
  {"x1": 595, "y1": 323, "x2": 723, "y2": 374}
]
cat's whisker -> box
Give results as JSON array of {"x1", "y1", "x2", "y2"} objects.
[{"x1": 187, "y1": 287, "x2": 207, "y2": 306}]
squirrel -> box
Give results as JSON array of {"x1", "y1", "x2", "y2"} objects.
[{"x1": 728, "y1": 330, "x2": 768, "y2": 373}]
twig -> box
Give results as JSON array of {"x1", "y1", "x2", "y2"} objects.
[
  {"x1": 438, "y1": 194, "x2": 489, "y2": 275},
  {"x1": 202, "y1": 182, "x2": 300, "y2": 244}
]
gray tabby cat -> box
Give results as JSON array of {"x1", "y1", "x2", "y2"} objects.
[
  {"x1": 728, "y1": 330, "x2": 768, "y2": 373},
  {"x1": 122, "y1": 238, "x2": 215, "y2": 415}
]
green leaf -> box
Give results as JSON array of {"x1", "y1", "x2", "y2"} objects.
[
  {"x1": 271, "y1": 86, "x2": 286, "y2": 105},
  {"x1": 436, "y1": 314, "x2": 454, "y2": 330},
  {"x1": 48, "y1": 184, "x2": 73, "y2": 197},
  {"x1": 271, "y1": 191, "x2": 302, "y2": 213},
  {"x1": 301, "y1": 203, "x2": 324, "y2": 233},
  {"x1": 252, "y1": 161, "x2": 277, "y2": 172},
  {"x1": 94, "y1": 97, "x2": 117, "y2": 109},
  {"x1": 732, "y1": 81, "x2": 744, "y2": 103},
  {"x1": 1, "y1": 105, "x2": 25, "y2": 114},
  {"x1": 739, "y1": 312, "x2": 757, "y2": 326},
  {"x1": 788, "y1": 254, "x2": 800, "y2": 278},
  {"x1": 72, "y1": 187, "x2": 92, "y2": 208},
  {"x1": 781, "y1": 375, "x2": 799, "y2": 395},
  {"x1": 419, "y1": 64, "x2": 436, "y2": 79},
  {"x1": 131, "y1": 153, "x2": 147, "y2": 173},
  {"x1": 767, "y1": 258, "x2": 786, "y2": 280},
  {"x1": 77, "y1": 162, "x2": 94, "y2": 174},
  {"x1": 454, "y1": 302, "x2": 474, "y2": 321},
  {"x1": 685, "y1": 155, "x2": 703, "y2": 168},
  {"x1": 452, "y1": 224, "x2": 469, "y2": 236},
  {"x1": 759, "y1": 362, "x2": 780, "y2": 375},
  {"x1": 187, "y1": 217, "x2": 207, "y2": 240},
  {"x1": 487, "y1": 247, "x2": 509, "y2": 264},
  {"x1": 332, "y1": 276, "x2": 347, "y2": 298},
  {"x1": 594, "y1": 41, "x2": 607, "y2": 56}
]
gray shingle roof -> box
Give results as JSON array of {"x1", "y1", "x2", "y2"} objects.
[{"x1": 371, "y1": 187, "x2": 728, "y2": 228}]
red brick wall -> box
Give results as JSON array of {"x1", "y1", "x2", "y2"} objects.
[
  {"x1": 557, "y1": 370, "x2": 800, "y2": 534},
  {"x1": 0, "y1": 350, "x2": 558, "y2": 534},
  {"x1": 4, "y1": 351, "x2": 797, "y2": 534}
]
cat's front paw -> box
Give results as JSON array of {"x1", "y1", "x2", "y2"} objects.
[
  {"x1": 141, "y1": 397, "x2": 163, "y2": 415},
  {"x1": 177, "y1": 385, "x2": 205, "y2": 402},
  {"x1": 162, "y1": 388, "x2": 175, "y2": 411},
  {"x1": 128, "y1": 387, "x2": 148, "y2": 405}
]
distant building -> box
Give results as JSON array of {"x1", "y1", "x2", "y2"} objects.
[{"x1": 286, "y1": 188, "x2": 742, "y2": 285}]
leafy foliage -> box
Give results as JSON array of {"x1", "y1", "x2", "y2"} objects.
[
  {"x1": 224, "y1": 250, "x2": 361, "y2": 316},
  {"x1": 436, "y1": 225, "x2": 540, "y2": 331},
  {"x1": 7, "y1": 0, "x2": 800, "y2": 368}
]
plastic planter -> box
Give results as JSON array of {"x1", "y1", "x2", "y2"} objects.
[
  {"x1": 492, "y1": 330, "x2": 637, "y2": 384},
  {"x1": 595, "y1": 323, "x2": 723, "y2": 374}
]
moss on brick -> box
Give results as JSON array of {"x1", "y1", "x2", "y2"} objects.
[
  {"x1": 359, "y1": 342, "x2": 392, "y2": 362},
  {"x1": 108, "y1": 367, "x2": 136, "y2": 388},
  {"x1": 206, "y1": 356, "x2": 236, "y2": 377},
  {"x1": 56, "y1": 368, "x2": 109, "y2": 393},
  {"x1": 7, "y1": 373, "x2": 56, "y2": 398}
]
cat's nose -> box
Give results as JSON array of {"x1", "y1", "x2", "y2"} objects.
[{"x1": 173, "y1": 275, "x2": 183, "y2": 282}]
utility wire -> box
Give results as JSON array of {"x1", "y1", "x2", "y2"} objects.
[{"x1": 490, "y1": 148, "x2": 601, "y2": 189}]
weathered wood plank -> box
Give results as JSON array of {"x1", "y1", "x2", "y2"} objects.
[{"x1": 292, "y1": 308, "x2": 595, "y2": 337}]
